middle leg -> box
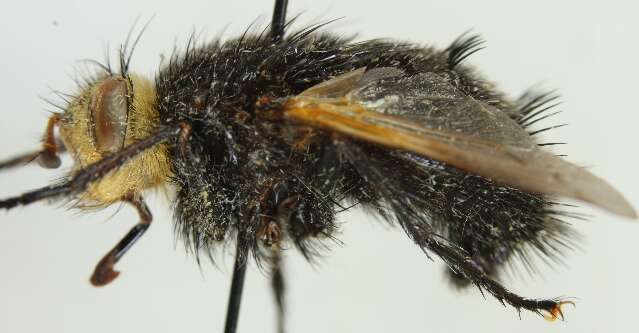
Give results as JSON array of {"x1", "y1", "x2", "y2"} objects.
[{"x1": 270, "y1": 250, "x2": 286, "y2": 333}]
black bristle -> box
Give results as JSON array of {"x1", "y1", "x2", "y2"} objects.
[{"x1": 446, "y1": 31, "x2": 486, "y2": 69}]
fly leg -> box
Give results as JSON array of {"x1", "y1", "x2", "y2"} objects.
[
  {"x1": 271, "y1": 250, "x2": 286, "y2": 333},
  {"x1": 90, "y1": 195, "x2": 152, "y2": 286},
  {"x1": 0, "y1": 113, "x2": 65, "y2": 171}
]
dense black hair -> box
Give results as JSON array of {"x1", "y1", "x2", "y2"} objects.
[{"x1": 156, "y1": 28, "x2": 573, "y2": 293}]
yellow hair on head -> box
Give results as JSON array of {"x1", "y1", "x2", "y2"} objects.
[{"x1": 59, "y1": 73, "x2": 171, "y2": 206}]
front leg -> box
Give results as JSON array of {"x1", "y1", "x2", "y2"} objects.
[
  {"x1": 0, "y1": 113, "x2": 64, "y2": 171},
  {"x1": 90, "y1": 195, "x2": 152, "y2": 286}
]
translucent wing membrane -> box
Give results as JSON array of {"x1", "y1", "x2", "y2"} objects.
[{"x1": 284, "y1": 68, "x2": 636, "y2": 218}]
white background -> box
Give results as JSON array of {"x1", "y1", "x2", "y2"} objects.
[{"x1": 0, "y1": 1, "x2": 637, "y2": 332}]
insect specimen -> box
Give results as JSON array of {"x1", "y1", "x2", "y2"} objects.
[{"x1": 0, "y1": 0, "x2": 636, "y2": 332}]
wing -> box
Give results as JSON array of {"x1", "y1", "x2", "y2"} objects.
[{"x1": 282, "y1": 68, "x2": 636, "y2": 219}]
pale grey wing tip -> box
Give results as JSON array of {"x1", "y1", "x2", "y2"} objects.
[
  {"x1": 517, "y1": 148, "x2": 638, "y2": 220},
  {"x1": 619, "y1": 204, "x2": 638, "y2": 220},
  {"x1": 572, "y1": 170, "x2": 637, "y2": 220},
  {"x1": 587, "y1": 188, "x2": 638, "y2": 220}
]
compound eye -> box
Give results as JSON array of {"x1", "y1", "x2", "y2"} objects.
[{"x1": 90, "y1": 78, "x2": 129, "y2": 154}]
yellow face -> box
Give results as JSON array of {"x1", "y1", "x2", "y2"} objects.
[{"x1": 58, "y1": 73, "x2": 171, "y2": 206}]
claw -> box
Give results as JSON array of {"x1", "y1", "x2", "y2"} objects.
[{"x1": 543, "y1": 300, "x2": 576, "y2": 321}]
